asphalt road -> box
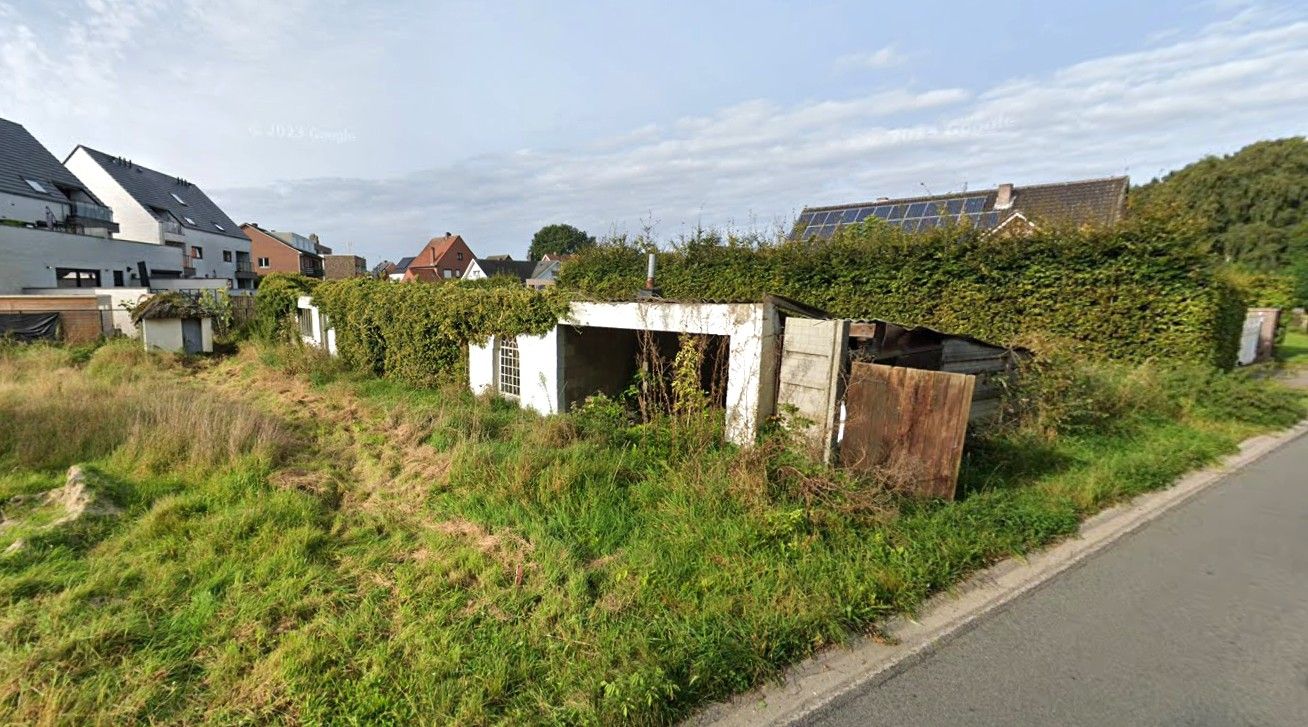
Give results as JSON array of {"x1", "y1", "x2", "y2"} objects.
[{"x1": 801, "y1": 433, "x2": 1308, "y2": 727}]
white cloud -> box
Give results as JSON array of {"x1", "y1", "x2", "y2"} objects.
[
  {"x1": 212, "y1": 6, "x2": 1308, "y2": 262},
  {"x1": 835, "y1": 45, "x2": 905, "y2": 71}
]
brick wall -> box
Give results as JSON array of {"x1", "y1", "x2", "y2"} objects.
[
  {"x1": 324, "y1": 255, "x2": 367, "y2": 279},
  {"x1": 0, "y1": 295, "x2": 107, "y2": 343}
]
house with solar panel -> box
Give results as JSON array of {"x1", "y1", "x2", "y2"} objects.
[
  {"x1": 65, "y1": 146, "x2": 256, "y2": 290},
  {"x1": 795, "y1": 177, "x2": 1129, "y2": 239}
]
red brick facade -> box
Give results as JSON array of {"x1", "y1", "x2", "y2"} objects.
[{"x1": 242, "y1": 224, "x2": 323, "y2": 278}]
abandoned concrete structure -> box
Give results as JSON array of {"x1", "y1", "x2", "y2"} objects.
[{"x1": 469, "y1": 300, "x2": 787, "y2": 445}]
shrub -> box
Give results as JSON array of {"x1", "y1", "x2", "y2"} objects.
[
  {"x1": 311, "y1": 278, "x2": 569, "y2": 387},
  {"x1": 253, "y1": 273, "x2": 319, "y2": 341},
  {"x1": 559, "y1": 219, "x2": 1246, "y2": 368}
]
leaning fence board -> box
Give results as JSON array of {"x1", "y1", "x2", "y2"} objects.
[{"x1": 840, "y1": 362, "x2": 975, "y2": 500}]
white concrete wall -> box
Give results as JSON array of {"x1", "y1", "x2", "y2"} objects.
[
  {"x1": 140, "y1": 317, "x2": 212, "y2": 353},
  {"x1": 0, "y1": 225, "x2": 183, "y2": 294},
  {"x1": 565, "y1": 302, "x2": 780, "y2": 445},
  {"x1": 141, "y1": 318, "x2": 182, "y2": 352},
  {"x1": 468, "y1": 330, "x2": 561, "y2": 414},
  {"x1": 296, "y1": 295, "x2": 337, "y2": 354},
  {"x1": 0, "y1": 191, "x2": 69, "y2": 225},
  {"x1": 470, "y1": 301, "x2": 781, "y2": 445}
]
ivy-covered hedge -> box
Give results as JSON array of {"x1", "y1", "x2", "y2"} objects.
[
  {"x1": 253, "y1": 273, "x2": 319, "y2": 340},
  {"x1": 557, "y1": 219, "x2": 1246, "y2": 368},
  {"x1": 311, "y1": 277, "x2": 569, "y2": 387}
]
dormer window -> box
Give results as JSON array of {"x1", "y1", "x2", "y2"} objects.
[
  {"x1": 24, "y1": 179, "x2": 47, "y2": 194},
  {"x1": 171, "y1": 192, "x2": 188, "y2": 206}
]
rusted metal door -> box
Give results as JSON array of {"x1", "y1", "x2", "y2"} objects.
[
  {"x1": 777, "y1": 318, "x2": 849, "y2": 462},
  {"x1": 840, "y1": 362, "x2": 975, "y2": 499}
]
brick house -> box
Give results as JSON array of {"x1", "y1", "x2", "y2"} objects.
[
  {"x1": 241, "y1": 223, "x2": 325, "y2": 278},
  {"x1": 324, "y1": 254, "x2": 367, "y2": 279},
  {"x1": 402, "y1": 233, "x2": 476, "y2": 282}
]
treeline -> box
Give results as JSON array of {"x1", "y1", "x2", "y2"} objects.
[{"x1": 1134, "y1": 136, "x2": 1308, "y2": 302}]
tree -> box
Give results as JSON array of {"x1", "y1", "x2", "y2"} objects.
[
  {"x1": 1133, "y1": 137, "x2": 1308, "y2": 271},
  {"x1": 528, "y1": 224, "x2": 595, "y2": 260}
]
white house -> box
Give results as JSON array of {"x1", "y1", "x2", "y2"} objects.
[
  {"x1": 0, "y1": 117, "x2": 183, "y2": 294},
  {"x1": 463, "y1": 257, "x2": 560, "y2": 288},
  {"x1": 65, "y1": 146, "x2": 256, "y2": 291}
]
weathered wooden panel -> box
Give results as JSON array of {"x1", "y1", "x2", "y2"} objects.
[
  {"x1": 840, "y1": 362, "x2": 975, "y2": 500},
  {"x1": 777, "y1": 318, "x2": 849, "y2": 463}
]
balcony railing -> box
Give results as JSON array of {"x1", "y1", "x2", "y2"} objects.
[
  {"x1": 68, "y1": 200, "x2": 114, "y2": 222},
  {"x1": 160, "y1": 219, "x2": 184, "y2": 237},
  {"x1": 236, "y1": 261, "x2": 253, "y2": 273}
]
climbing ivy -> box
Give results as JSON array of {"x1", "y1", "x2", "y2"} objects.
[
  {"x1": 311, "y1": 277, "x2": 570, "y2": 387},
  {"x1": 558, "y1": 218, "x2": 1247, "y2": 368}
]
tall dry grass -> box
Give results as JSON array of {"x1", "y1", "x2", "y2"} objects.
[{"x1": 0, "y1": 341, "x2": 294, "y2": 473}]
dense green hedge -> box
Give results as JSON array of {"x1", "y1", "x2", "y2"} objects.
[
  {"x1": 311, "y1": 277, "x2": 568, "y2": 387},
  {"x1": 253, "y1": 273, "x2": 319, "y2": 340},
  {"x1": 558, "y1": 219, "x2": 1246, "y2": 368}
]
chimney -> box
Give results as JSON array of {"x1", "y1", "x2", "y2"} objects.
[
  {"x1": 445, "y1": 231, "x2": 451, "y2": 237},
  {"x1": 637, "y1": 253, "x2": 662, "y2": 299},
  {"x1": 994, "y1": 183, "x2": 1014, "y2": 210}
]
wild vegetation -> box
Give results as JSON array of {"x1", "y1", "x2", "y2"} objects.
[
  {"x1": 558, "y1": 217, "x2": 1246, "y2": 368},
  {"x1": 1133, "y1": 137, "x2": 1308, "y2": 304},
  {"x1": 0, "y1": 335, "x2": 1301, "y2": 724}
]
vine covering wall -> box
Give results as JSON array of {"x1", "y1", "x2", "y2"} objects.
[
  {"x1": 557, "y1": 219, "x2": 1246, "y2": 369},
  {"x1": 310, "y1": 277, "x2": 569, "y2": 387}
]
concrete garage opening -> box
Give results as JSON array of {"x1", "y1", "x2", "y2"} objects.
[
  {"x1": 560, "y1": 326, "x2": 729, "y2": 416},
  {"x1": 469, "y1": 300, "x2": 785, "y2": 445}
]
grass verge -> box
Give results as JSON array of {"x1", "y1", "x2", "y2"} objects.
[{"x1": 0, "y1": 339, "x2": 1302, "y2": 724}]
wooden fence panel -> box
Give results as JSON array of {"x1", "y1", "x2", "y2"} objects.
[
  {"x1": 777, "y1": 318, "x2": 849, "y2": 463},
  {"x1": 840, "y1": 362, "x2": 975, "y2": 500}
]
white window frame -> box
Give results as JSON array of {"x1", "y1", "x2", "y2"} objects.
[{"x1": 497, "y1": 337, "x2": 520, "y2": 398}]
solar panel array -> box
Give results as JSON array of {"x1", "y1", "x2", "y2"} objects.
[{"x1": 796, "y1": 195, "x2": 1001, "y2": 238}]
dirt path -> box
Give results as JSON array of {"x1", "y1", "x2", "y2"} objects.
[{"x1": 192, "y1": 351, "x2": 450, "y2": 517}]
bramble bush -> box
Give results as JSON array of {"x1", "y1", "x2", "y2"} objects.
[{"x1": 558, "y1": 218, "x2": 1247, "y2": 368}]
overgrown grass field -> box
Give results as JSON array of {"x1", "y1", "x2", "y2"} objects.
[{"x1": 0, "y1": 339, "x2": 1302, "y2": 724}]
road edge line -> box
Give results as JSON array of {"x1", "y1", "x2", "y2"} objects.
[{"x1": 691, "y1": 420, "x2": 1308, "y2": 727}]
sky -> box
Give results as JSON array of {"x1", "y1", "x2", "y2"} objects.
[{"x1": 1, "y1": 0, "x2": 1306, "y2": 265}]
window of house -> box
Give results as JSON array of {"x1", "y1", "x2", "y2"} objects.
[
  {"x1": 171, "y1": 192, "x2": 188, "y2": 206},
  {"x1": 214, "y1": 223, "x2": 225, "y2": 232},
  {"x1": 190, "y1": 246, "x2": 203, "y2": 259},
  {"x1": 442, "y1": 269, "x2": 453, "y2": 278},
  {"x1": 113, "y1": 270, "x2": 125, "y2": 287},
  {"x1": 258, "y1": 257, "x2": 270, "y2": 268},
  {"x1": 222, "y1": 250, "x2": 233, "y2": 262},
  {"x1": 183, "y1": 216, "x2": 196, "y2": 225},
  {"x1": 457, "y1": 251, "x2": 463, "y2": 261},
  {"x1": 498, "y1": 337, "x2": 520, "y2": 398},
  {"x1": 24, "y1": 178, "x2": 48, "y2": 194},
  {"x1": 55, "y1": 267, "x2": 100, "y2": 288}
]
